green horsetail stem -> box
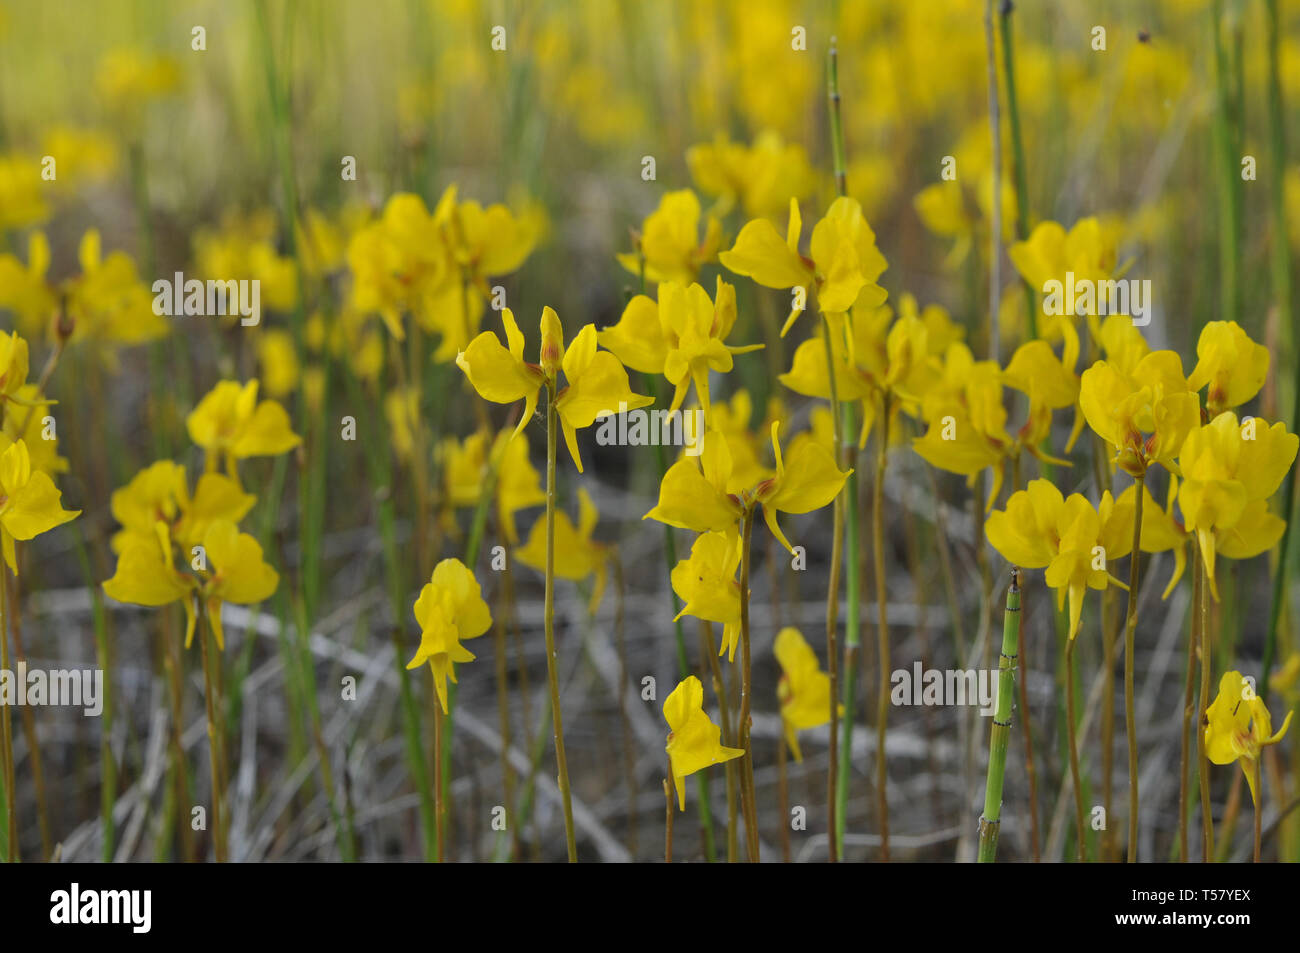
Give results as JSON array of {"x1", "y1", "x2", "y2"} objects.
[{"x1": 978, "y1": 569, "x2": 1021, "y2": 863}]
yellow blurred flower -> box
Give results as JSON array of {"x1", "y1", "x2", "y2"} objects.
[
  {"x1": 1204, "y1": 670, "x2": 1293, "y2": 807},
  {"x1": 0, "y1": 438, "x2": 79, "y2": 573},
  {"x1": 405, "y1": 558, "x2": 492, "y2": 713},
  {"x1": 774, "y1": 626, "x2": 840, "y2": 762},
  {"x1": 186, "y1": 379, "x2": 302, "y2": 478},
  {"x1": 663, "y1": 675, "x2": 743, "y2": 809},
  {"x1": 670, "y1": 530, "x2": 742, "y2": 661},
  {"x1": 617, "y1": 189, "x2": 722, "y2": 286},
  {"x1": 516, "y1": 487, "x2": 608, "y2": 614}
]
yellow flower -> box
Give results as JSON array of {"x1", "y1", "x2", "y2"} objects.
[
  {"x1": 3, "y1": 385, "x2": 68, "y2": 476},
  {"x1": 670, "y1": 531, "x2": 742, "y2": 661},
  {"x1": 0, "y1": 331, "x2": 33, "y2": 405},
  {"x1": 1115, "y1": 478, "x2": 1189, "y2": 600},
  {"x1": 1177, "y1": 412, "x2": 1298, "y2": 599},
  {"x1": 455, "y1": 307, "x2": 547, "y2": 442},
  {"x1": 774, "y1": 627, "x2": 841, "y2": 762},
  {"x1": 686, "y1": 130, "x2": 816, "y2": 219},
  {"x1": 986, "y1": 479, "x2": 1131, "y2": 640},
  {"x1": 1204, "y1": 670, "x2": 1293, "y2": 806},
  {"x1": 186, "y1": 379, "x2": 302, "y2": 477},
  {"x1": 200, "y1": 519, "x2": 279, "y2": 650},
  {"x1": 0, "y1": 232, "x2": 55, "y2": 338},
  {"x1": 515, "y1": 487, "x2": 608, "y2": 614},
  {"x1": 598, "y1": 278, "x2": 761, "y2": 423},
  {"x1": 405, "y1": 558, "x2": 492, "y2": 713},
  {"x1": 435, "y1": 429, "x2": 544, "y2": 546},
  {"x1": 721, "y1": 196, "x2": 888, "y2": 336},
  {"x1": 617, "y1": 189, "x2": 722, "y2": 285},
  {"x1": 256, "y1": 329, "x2": 301, "y2": 399},
  {"x1": 1008, "y1": 218, "x2": 1118, "y2": 332},
  {"x1": 103, "y1": 522, "x2": 197, "y2": 642},
  {"x1": 1002, "y1": 317, "x2": 1085, "y2": 454},
  {"x1": 108, "y1": 461, "x2": 254, "y2": 553},
  {"x1": 1186, "y1": 321, "x2": 1269, "y2": 416},
  {"x1": 912, "y1": 342, "x2": 1013, "y2": 506},
  {"x1": 65, "y1": 230, "x2": 170, "y2": 350},
  {"x1": 384, "y1": 387, "x2": 422, "y2": 463},
  {"x1": 0, "y1": 153, "x2": 49, "y2": 230},
  {"x1": 426, "y1": 185, "x2": 541, "y2": 361},
  {"x1": 1079, "y1": 351, "x2": 1199, "y2": 477},
  {"x1": 753, "y1": 421, "x2": 852, "y2": 553},
  {"x1": 644, "y1": 430, "x2": 745, "y2": 533},
  {"x1": 94, "y1": 48, "x2": 180, "y2": 115},
  {"x1": 0, "y1": 438, "x2": 79, "y2": 573},
  {"x1": 663, "y1": 675, "x2": 743, "y2": 809}
]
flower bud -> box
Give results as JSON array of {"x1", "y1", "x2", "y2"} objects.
[{"x1": 539, "y1": 306, "x2": 563, "y2": 378}]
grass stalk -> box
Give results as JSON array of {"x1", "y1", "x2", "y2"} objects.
[
  {"x1": 543, "y1": 380, "x2": 577, "y2": 862},
  {"x1": 977, "y1": 569, "x2": 1020, "y2": 862},
  {"x1": 737, "y1": 507, "x2": 760, "y2": 862},
  {"x1": 1122, "y1": 475, "x2": 1145, "y2": 861}
]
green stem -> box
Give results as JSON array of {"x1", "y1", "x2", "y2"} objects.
[
  {"x1": 999, "y1": 0, "x2": 1037, "y2": 338},
  {"x1": 737, "y1": 507, "x2": 760, "y2": 862},
  {"x1": 978, "y1": 569, "x2": 1020, "y2": 862},
  {"x1": 543, "y1": 381, "x2": 577, "y2": 862},
  {"x1": 1123, "y1": 475, "x2": 1145, "y2": 862},
  {"x1": 1065, "y1": 633, "x2": 1086, "y2": 861},
  {"x1": 199, "y1": 610, "x2": 227, "y2": 863},
  {"x1": 873, "y1": 398, "x2": 891, "y2": 862},
  {"x1": 1263, "y1": 0, "x2": 1296, "y2": 705},
  {"x1": 1198, "y1": 552, "x2": 1215, "y2": 861}
]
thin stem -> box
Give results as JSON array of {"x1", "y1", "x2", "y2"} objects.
[
  {"x1": 999, "y1": 0, "x2": 1037, "y2": 338},
  {"x1": 199, "y1": 612, "x2": 227, "y2": 863},
  {"x1": 984, "y1": 0, "x2": 1003, "y2": 364},
  {"x1": 737, "y1": 507, "x2": 760, "y2": 862},
  {"x1": 1179, "y1": 544, "x2": 1202, "y2": 861},
  {"x1": 434, "y1": 696, "x2": 444, "y2": 862},
  {"x1": 1123, "y1": 475, "x2": 1145, "y2": 862},
  {"x1": 1253, "y1": 761, "x2": 1262, "y2": 863},
  {"x1": 544, "y1": 381, "x2": 577, "y2": 862},
  {"x1": 1065, "y1": 635, "x2": 1086, "y2": 862},
  {"x1": 1198, "y1": 553, "x2": 1215, "y2": 861},
  {"x1": 978, "y1": 569, "x2": 1020, "y2": 862},
  {"x1": 0, "y1": 559, "x2": 13, "y2": 862},
  {"x1": 664, "y1": 779, "x2": 674, "y2": 863},
  {"x1": 701, "y1": 620, "x2": 738, "y2": 863},
  {"x1": 873, "y1": 397, "x2": 892, "y2": 862},
  {"x1": 1014, "y1": 574, "x2": 1040, "y2": 861}
]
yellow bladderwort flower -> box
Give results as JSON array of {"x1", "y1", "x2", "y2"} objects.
[
  {"x1": 663, "y1": 674, "x2": 743, "y2": 809},
  {"x1": 986, "y1": 479, "x2": 1131, "y2": 640},
  {"x1": 1002, "y1": 316, "x2": 1085, "y2": 457},
  {"x1": 1204, "y1": 670, "x2": 1293, "y2": 806},
  {"x1": 103, "y1": 517, "x2": 277, "y2": 649},
  {"x1": 670, "y1": 530, "x2": 742, "y2": 661},
  {"x1": 65, "y1": 230, "x2": 170, "y2": 350},
  {"x1": 780, "y1": 306, "x2": 932, "y2": 448},
  {"x1": 516, "y1": 487, "x2": 609, "y2": 614},
  {"x1": 346, "y1": 192, "x2": 448, "y2": 341},
  {"x1": 616, "y1": 189, "x2": 723, "y2": 285},
  {"x1": 540, "y1": 311, "x2": 654, "y2": 472},
  {"x1": 3, "y1": 385, "x2": 67, "y2": 476},
  {"x1": 0, "y1": 232, "x2": 55, "y2": 338},
  {"x1": 187, "y1": 379, "x2": 302, "y2": 479},
  {"x1": 686, "y1": 130, "x2": 817, "y2": 219},
  {"x1": 427, "y1": 185, "x2": 541, "y2": 361},
  {"x1": 1186, "y1": 320, "x2": 1270, "y2": 417},
  {"x1": 256, "y1": 329, "x2": 301, "y2": 399},
  {"x1": 435, "y1": 428, "x2": 544, "y2": 546},
  {"x1": 753, "y1": 421, "x2": 853, "y2": 553},
  {"x1": 1079, "y1": 349, "x2": 1200, "y2": 478},
  {"x1": 774, "y1": 626, "x2": 841, "y2": 762},
  {"x1": 108, "y1": 460, "x2": 255, "y2": 555},
  {"x1": 912, "y1": 342, "x2": 1014, "y2": 506},
  {"x1": 200, "y1": 520, "x2": 280, "y2": 650},
  {"x1": 405, "y1": 558, "x2": 492, "y2": 713},
  {"x1": 0, "y1": 438, "x2": 79, "y2": 573},
  {"x1": 384, "y1": 387, "x2": 422, "y2": 464},
  {"x1": 459, "y1": 306, "x2": 655, "y2": 476},
  {"x1": 0, "y1": 153, "x2": 49, "y2": 230},
  {"x1": 1008, "y1": 217, "x2": 1120, "y2": 336},
  {"x1": 598, "y1": 278, "x2": 762, "y2": 424},
  {"x1": 720, "y1": 196, "x2": 888, "y2": 337},
  {"x1": 1094, "y1": 312, "x2": 1151, "y2": 378},
  {"x1": 0, "y1": 331, "x2": 33, "y2": 406},
  {"x1": 709, "y1": 390, "x2": 778, "y2": 491},
  {"x1": 644, "y1": 430, "x2": 744, "y2": 533},
  {"x1": 1176, "y1": 411, "x2": 1299, "y2": 599},
  {"x1": 646, "y1": 423, "x2": 849, "y2": 553}
]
